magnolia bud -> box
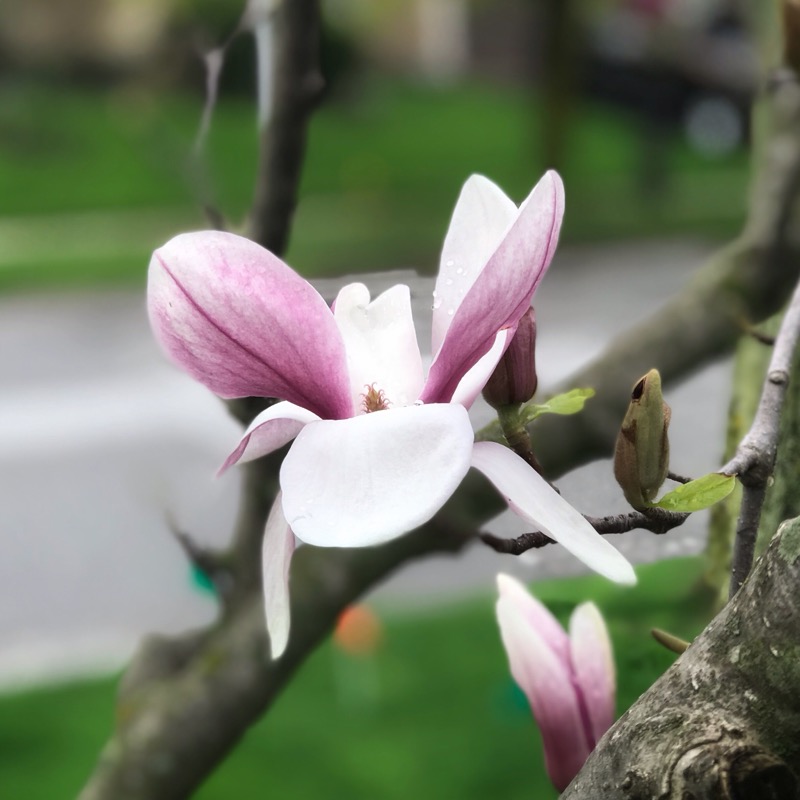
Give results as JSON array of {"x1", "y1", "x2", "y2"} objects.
[
  {"x1": 483, "y1": 308, "x2": 538, "y2": 408},
  {"x1": 613, "y1": 369, "x2": 671, "y2": 510}
]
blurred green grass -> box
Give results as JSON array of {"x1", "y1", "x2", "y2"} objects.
[
  {"x1": 0, "y1": 557, "x2": 711, "y2": 799},
  {"x1": 0, "y1": 77, "x2": 748, "y2": 291}
]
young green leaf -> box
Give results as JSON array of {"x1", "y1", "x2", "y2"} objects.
[
  {"x1": 521, "y1": 388, "x2": 595, "y2": 424},
  {"x1": 653, "y1": 473, "x2": 736, "y2": 513}
]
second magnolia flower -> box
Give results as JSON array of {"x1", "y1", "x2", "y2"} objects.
[{"x1": 147, "y1": 171, "x2": 636, "y2": 658}]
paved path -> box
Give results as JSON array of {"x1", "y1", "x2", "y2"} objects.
[{"x1": 0, "y1": 239, "x2": 731, "y2": 689}]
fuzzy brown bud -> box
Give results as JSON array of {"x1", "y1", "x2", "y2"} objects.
[
  {"x1": 482, "y1": 308, "x2": 538, "y2": 408},
  {"x1": 613, "y1": 369, "x2": 671, "y2": 510}
]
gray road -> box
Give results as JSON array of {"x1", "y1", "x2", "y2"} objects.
[{"x1": 0, "y1": 238, "x2": 731, "y2": 689}]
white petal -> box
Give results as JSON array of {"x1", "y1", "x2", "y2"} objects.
[
  {"x1": 262, "y1": 492, "x2": 295, "y2": 659},
  {"x1": 433, "y1": 175, "x2": 517, "y2": 356},
  {"x1": 281, "y1": 404, "x2": 473, "y2": 547},
  {"x1": 496, "y1": 596, "x2": 591, "y2": 792},
  {"x1": 570, "y1": 602, "x2": 616, "y2": 746},
  {"x1": 334, "y1": 283, "x2": 424, "y2": 409},
  {"x1": 449, "y1": 328, "x2": 510, "y2": 409},
  {"x1": 471, "y1": 442, "x2": 636, "y2": 585},
  {"x1": 421, "y1": 172, "x2": 563, "y2": 406},
  {"x1": 219, "y1": 401, "x2": 320, "y2": 474},
  {"x1": 496, "y1": 573, "x2": 571, "y2": 667}
]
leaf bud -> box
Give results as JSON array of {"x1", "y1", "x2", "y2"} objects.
[
  {"x1": 483, "y1": 308, "x2": 538, "y2": 408},
  {"x1": 613, "y1": 369, "x2": 671, "y2": 510}
]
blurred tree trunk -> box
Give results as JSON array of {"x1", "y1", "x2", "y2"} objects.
[{"x1": 539, "y1": 0, "x2": 581, "y2": 171}]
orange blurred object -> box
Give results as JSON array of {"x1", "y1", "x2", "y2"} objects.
[{"x1": 334, "y1": 604, "x2": 383, "y2": 655}]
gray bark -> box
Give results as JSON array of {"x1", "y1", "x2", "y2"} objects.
[{"x1": 562, "y1": 517, "x2": 800, "y2": 799}]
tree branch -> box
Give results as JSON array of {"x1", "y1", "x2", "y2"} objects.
[
  {"x1": 562, "y1": 516, "x2": 800, "y2": 799},
  {"x1": 247, "y1": 0, "x2": 323, "y2": 253},
  {"x1": 477, "y1": 70, "x2": 800, "y2": 479},
  {"x1": 77, "y1": 483, "x2": 490, "y2": 800},
  {"x1": 725, "y1": 273, "x2": 800, "y2": 596},
  {"x1": 81, "y1": 43, "x2": 800, "y2": 800},
  {"x1": 480, "y1": 508, "x2": 688, "y2": 555}
]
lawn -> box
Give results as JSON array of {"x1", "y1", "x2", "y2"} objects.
[
  {"x1": 1, "y1": 557, "x2": 712, "y2": 799},
  {"x1": 0, "y1": 75, "x2": 748, "y2": 291}
]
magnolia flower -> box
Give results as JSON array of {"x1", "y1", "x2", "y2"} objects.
[
  {"x1": 496, "y1": 573, "x2": 616, "y2": 792},
  {"x1": 148, "y1": 171, "x2": 635, "y2": 658}
]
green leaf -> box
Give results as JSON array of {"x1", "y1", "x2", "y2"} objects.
[
  {"x1": 653, "y1": 473, "x2": 736, "y2": 512},
  {"x1": 521, "y1": 388, "x2": 595, "y2": 424}
]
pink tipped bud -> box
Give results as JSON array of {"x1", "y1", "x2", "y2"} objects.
[
  {"x1": 495, "y1": 574, "x2": 616, "y2": 792},
  {"x1": 482, "y1": 308, "x2": 538, "y2": 408}
]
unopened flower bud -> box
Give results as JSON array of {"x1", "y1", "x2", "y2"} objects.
[
  {"x1": 483, "y1": 308, "x2": 538, "y2": 408},
  {"x1": 496, "y1": 574, "x2": 616, "y2": 793},
  {"x1": 613, "y1": 369, "x2": 671, "y2": 510}
]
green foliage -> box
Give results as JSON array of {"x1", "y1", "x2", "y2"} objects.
[
  {"x1": 653, "y1": 473, "x2": 736, "y2": 513},
  {"x1": 521, "y1": 388, "x2": 595, "y2": 424},
  {"x1": 0, "y1": 558, "x2": 710, "y2": 799},
  {"x1": 0, "y1": 77, "x2": 748, "y2": 292}
]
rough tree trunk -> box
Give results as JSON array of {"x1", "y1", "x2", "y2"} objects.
[{"x1": 562, "y1": 516, "x2": 800, "y2": 799}]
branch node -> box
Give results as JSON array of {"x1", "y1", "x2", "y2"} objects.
[{"x1": 768, "y1": 369, "x2": 789, "y2": 386}]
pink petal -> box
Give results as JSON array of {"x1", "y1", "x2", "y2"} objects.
[
  {"x1": 496, "y1": 595, "x2": 591, "y2": 792},
  {"x1": 421, "y1": 172, "x2": 564, "y2": 404},
  {"x1": 449, "y1": 328, "x2": 512, "y2": 409},
  {"x1": 148, "y1": 231, "x2": 352, "y2": 420},
  {"x1": 280, "y1": 404, "x2": 473, "y2": 547},
  {"x1": 569, "y1": 602, "x2": 616, "y2": 746},
  {"x1": 432, "y1": 175, "x2": 517, "y2": 356},
  {"x1": 496, "y1": 573, "x2": 570, "y2": 667},
  {"x1": 333, "y1": 283, "x2": 424, "y2": 409},
  {"x1": 262, "y1": 492, "x2": 295, "y2": 659},
  {"x1": 471, "y1": 442, "x2": 636, "y2": 585},
  {"x1": 218, "y1": 401, "x2": 320, "y2": 475}
]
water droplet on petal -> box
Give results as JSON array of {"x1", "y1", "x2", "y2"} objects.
[
  {"x1": 432, "y1": 298, "x2": 442, "y2": 310},
  {"x1": 455, "y1": 267, "x2": 464, "y2": 275},
  {"x1": 445, "y1": 278, "x2": 453, "y2": 286},
  {"x1": 447, "y1": 308, "x2": 455, "y2": 316},
  {"x1": 445, "y1": 259, "x2": 455, "y2": 267}
]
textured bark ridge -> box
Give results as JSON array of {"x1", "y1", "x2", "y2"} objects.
[{"x1": 562, "y1": 517, "x2": 800, "y2": 800}]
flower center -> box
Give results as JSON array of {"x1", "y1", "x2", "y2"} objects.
[{"x1": 361, "y1": 383, "x2": 390, "y2": 413}]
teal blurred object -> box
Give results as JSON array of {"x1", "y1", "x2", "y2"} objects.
[{"x1": 190, "y1": 563, "x2": 216, "y2": 596}]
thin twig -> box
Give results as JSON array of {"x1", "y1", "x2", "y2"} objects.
[
  {"x1": 726, "y1": 274, "x2": 800, "y2": 597},
  {"x1": 480, "y1": 508, "x2": 688, "y2": 555},
  {"x1": 667, "y1": 471, "x2": 693, "y2": 484},
  {"x1": 167, "y1": 514, "x2": 233, "y2": 600}
]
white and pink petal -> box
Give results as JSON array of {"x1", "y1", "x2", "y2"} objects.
[
  {"x1": 496, "y1": 593, "x2": 591, "y2": 792},
  {"x1": 148, "y1": 231, "x2": 352, "y2": 420},
  {"x1": 333, "y1": 282, "x2": 424, "y2": 410},
  {"x1": 569, "y1": 602, "x2": 616, "y2": 745},
  {"x1": 432, "y1": 175, "x2": 518, "y2": 356},
  {"x1": 496, "y1": 573, "x2": 571, "y2": 668},
  {"x1": 448, "y1": 328, "x2": 512, "y2": 409},
  {"x1": 219, "y1": 401, "x2": 320, "y2": 474},
  {"x1": 421, "y1": 171, "x2": 564, "y2": 405},
  {"x1": 471, "y1": 442, "x2": 636, "y2": 585},
  {"x1": 262, "y1": 492, "x2": 295, "y2": 659},
  {"x1": 280, "y1": 404, "x2": 473, "y2": 548}
]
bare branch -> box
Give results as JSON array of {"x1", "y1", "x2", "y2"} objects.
[
  {"x1": 725, "y1": 274, "x2": 800, "y2": 596},
  {"x1": 247, "y1": 0, "x2": 324, "y2": 253},
  {"x1": 480, "y1": 507, "x2": 688, "y2": 555}
]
